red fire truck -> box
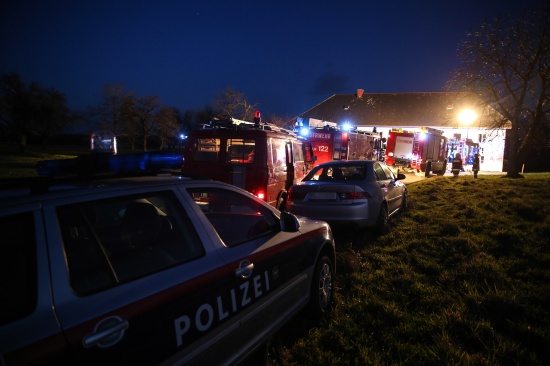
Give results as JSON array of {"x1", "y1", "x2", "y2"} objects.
[
  {"x1": 182, "y1": 116, "x2": 306, "y2": 210},
  {"x1": 298, "y1": 122, "x2": 382, "y2": 169},
  {"x1": 384, "y1": 128, "x2": 448, "y2": 175}
]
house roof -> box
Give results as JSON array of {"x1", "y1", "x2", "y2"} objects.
[{"x1": 298, "y1": 91, "x2": 498, "y2": 129}]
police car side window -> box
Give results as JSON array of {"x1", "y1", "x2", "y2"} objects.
[
  {"x1": 186, "y1": 188, "x2": 279, "y2": 247},
  {"x1": 57, "y1": 191, "x2": 205, "y2": 295},
  {"x1": 0, "y1": 212, "x2": 37, "y2": 325}
]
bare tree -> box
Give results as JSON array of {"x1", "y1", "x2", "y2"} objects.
[
  {"x1": 95, "y1": 84, "x2": 132, "y2": 136},
  {"x1": 0, "y1": 74, "x2": 34, "y2": 151},
  {"x1": 449, "y1": 6, "x2": 550, "y2": 176},
  {"x1": 267, "y1": 114, "x2": 294, "y2": 128},
  {"x1": 32, "y1": 87, "x2": 71, "y2": 150},
  {"x1": 155, "y1": 107, "x2": 179, "y2": 150},
  {"x1": 0, "y1": 73, "x2": 70, "y2": 152},
  {"x1": 212, "y1": 86, "x2": 257, "y2": 121},
  {"x1": 124, "y1": 96, "x2": 161, "y2": 151}
]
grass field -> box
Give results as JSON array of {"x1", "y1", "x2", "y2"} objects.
[
  {"x1": 0, "y1": 144, "x2": 84, "y2": 178},
  {"x1": 2, "y1": 146, "x2": 549, "y2": 365},
  {"x1": 273, "y1": 174, "x2": 550, "y2": 365}
]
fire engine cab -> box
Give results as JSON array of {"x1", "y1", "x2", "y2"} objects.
[
  {"x1": 182, "y1": 116, "x2": 305, "y2": 211},
  {"x1": 384, "y1": 128, "x2": 448, "y2": 175},
  {"x1": 298, "y1": 120, "x2": 382, "y2": 170}
]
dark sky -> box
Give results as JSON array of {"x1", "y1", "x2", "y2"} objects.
[{"x1": 0, "y1": 0, "x2": 545, "y2": 118}]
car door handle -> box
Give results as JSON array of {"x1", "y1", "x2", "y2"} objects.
[
  {"x1": 82, "y1": 316, "x2": 129, "y2": 348},
  {"x1": 235, "y1": 260, "x2": 254, "y2": 279}
]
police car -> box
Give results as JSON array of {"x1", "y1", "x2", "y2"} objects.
[{"x1": 0, "y1": 152, "x2": 335, "y2": 365}]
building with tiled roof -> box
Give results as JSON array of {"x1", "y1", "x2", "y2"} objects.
[{"x1": 296, "y1": 90, "x2": 508, "y2": 172}]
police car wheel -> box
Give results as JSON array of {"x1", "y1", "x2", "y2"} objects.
[{"x1": 309, "y1": 254, "x2": 334, "y2": 318}]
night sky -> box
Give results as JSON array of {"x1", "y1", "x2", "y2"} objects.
[{"x1": 0, "y1": 0, "x2": 545, "y2": 119}]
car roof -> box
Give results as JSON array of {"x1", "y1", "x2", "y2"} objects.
[
  {"x1": 0, "y1": 175, "x2": 200, "y2": 205},
  {"x1": 0, "y1": 152, "x2": 198, "y2": 203}
]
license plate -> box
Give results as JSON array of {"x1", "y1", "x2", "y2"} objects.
[{"x1": 309, "y1": 192, "x2": 337, "y2": 199}]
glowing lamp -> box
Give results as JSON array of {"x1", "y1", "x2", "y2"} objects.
[{"x1": 458, "y1": 109, "x2": 477, "y2": 125}]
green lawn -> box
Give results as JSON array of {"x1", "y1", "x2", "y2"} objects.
[
  {"x1": 274, "y1": 174, "x2": 550, "y2": 365},
  {"x1": 0, "y1": 145, "x2": 83, "y2": 179}
]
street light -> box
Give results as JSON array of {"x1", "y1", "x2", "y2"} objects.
[
  {"x1": 458, "y1": 109, "x2": 477, "y2": 125},
  {"x1": 458, "y1": 109, "x2": 477, "y2": 139}
]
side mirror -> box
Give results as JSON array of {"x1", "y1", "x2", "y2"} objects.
[
  {"x1": 396, "y1": 173, "x2": 406, "y2": 180},
  {"x1": 280, "y1": 211, "x2": 300, "y2": 232}
]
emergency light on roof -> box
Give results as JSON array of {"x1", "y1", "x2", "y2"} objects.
[{"x1": 37, "y1": 151, "x2": 184, "y2": 176}]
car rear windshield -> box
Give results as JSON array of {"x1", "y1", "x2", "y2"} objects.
[{"x1": 304, "y1": 165, "x2": 367, "y2": 181}]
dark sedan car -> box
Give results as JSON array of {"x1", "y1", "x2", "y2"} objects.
[{"x1": 286, "y1": 160, "x2": 407, "y2": 233}]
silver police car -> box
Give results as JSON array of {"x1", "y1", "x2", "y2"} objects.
[{"x1": 0, "y1": 152, "x2": 335, "y2": 365}]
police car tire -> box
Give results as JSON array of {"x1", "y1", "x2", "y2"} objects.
[{"x1": 308, "y1": 254, "x2": 334, "y2": 318}]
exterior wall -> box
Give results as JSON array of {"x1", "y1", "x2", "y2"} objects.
[{"x1": 357, "y1": 126, "x2": 505, "y2": 172}]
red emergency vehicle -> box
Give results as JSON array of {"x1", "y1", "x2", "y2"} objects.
[
  {"x1": 299, "y1": 122, "x2": 382, "y2": 169},
  {"x1": 384, "y1": 128, "x2": 448, "y2": 175},
  {"x1": 182, "y1": 117, "x2": 305, "y2": 210}
]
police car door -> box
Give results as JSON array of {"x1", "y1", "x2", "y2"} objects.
[
  {"x1": 43, "y1": 187, "x2": 243, "y2": 365},
  {"x1": 183, "y1": 184, "x2": 311, "y2": 364}
]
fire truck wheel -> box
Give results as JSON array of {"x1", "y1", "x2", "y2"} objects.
[
  {"x1": 375, "y1": 203, "x2": 389, "y2": 234},
  {"x1": 276, "y1": 191, "x2": 287, "y2": 211},
  {"x1": 438, "y1": 161, "x2": 448, "y2": 175}
]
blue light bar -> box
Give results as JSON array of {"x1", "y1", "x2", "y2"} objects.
[{"x1": 37, "y1": 151, "x2": 184, "y2": 176}]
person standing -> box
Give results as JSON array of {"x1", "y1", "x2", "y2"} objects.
[
  {"x1": 452, "y1": 153, "x2": 462, "y2": 177},
  {"x1": 473, "y1": 153, "x2": 480, "y2": 178}
]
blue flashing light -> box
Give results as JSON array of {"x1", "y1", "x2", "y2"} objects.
[
  {"x1": 418, "y1": 132, "x2": 427, "y2": 141},
  {"x1": 37, "y1": 151, "x2": 184, "y2": 176},
  {"x1": 300, "y1": 127, "x2": 310, "y2": 137},
  {"x1": 342, "y1": 122, "x2": 351, "y2": 131}
]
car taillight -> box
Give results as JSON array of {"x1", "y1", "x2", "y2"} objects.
[
  {"x1": 257, "y1": 192, "x2": 266, "y2": 200},
  {"x1": 340, "y1": 192, "x2": 372, "y2": 199}
]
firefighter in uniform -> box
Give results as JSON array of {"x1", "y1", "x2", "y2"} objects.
[
  {"x1": 451, "y1": 153, "x2": 462, "y2": 177},
  {"x1": 472, "y1": 153, "x2": 480, "y2": 178}
]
